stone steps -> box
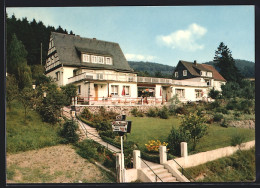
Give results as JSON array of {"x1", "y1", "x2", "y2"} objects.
[{"x1": 146, "y1": 164, "x2": 179, "y2": 182}]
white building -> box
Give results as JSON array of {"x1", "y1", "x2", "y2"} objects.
[{"x1": 45, "y1": 32, "x2": 226, "y2": 105}]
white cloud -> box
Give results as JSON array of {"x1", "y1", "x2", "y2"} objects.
[
  {"x1": 125, "y1": 53, "x2": 156, "y2": 61},
  {"x1": 157, "y1": 23, "x2": 207, "y2": 51}
]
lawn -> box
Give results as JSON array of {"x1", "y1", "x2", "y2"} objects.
[
  {"x1": 126, "y1": 116, "x2": 255, "y2": 153},
  {"x1": 6, "y1": 100, "x2": 62, "y2": 153}
]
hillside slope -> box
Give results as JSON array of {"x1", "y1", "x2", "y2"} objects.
[{"x1": 129, "y1": 59, "x2": 254, "y2": 78}]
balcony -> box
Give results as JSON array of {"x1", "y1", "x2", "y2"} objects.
[
  {"x1": 172, "y1": 80, "x2": 207, "y2": 87},
  {"x1": 67, "y1": 72, "x2": 137, "y2": 84},
  {"x1": 137, "y1": 76, "x2": 173, "y2": 84}
]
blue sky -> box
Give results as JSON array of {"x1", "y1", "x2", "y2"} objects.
[{"x1": 6, "y1": 6, "x2": 254, "y2": 67}]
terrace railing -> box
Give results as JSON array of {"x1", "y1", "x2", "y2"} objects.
[{"x1": 67, "y1": 72, "x2": 137, "y2": 84}]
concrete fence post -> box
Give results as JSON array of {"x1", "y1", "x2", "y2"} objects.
[
  {"x1": 75, "y1": 97, "x2": 78, "y2": 105},
  {"x1": 72, "y1": 97, "x2": 75, "y2": 105},
  {"x1": 159, "y1": 145, "x2": 167, "y2": 164},
  {"x1": 181, "y1": 142, "x2": 188, "y2": 157},
  {"x1": 133, "y1": 150, "x2": 141, "y2": 169},
  {"x1": 116, "y1": 153, "x2": 125, "y2": 183}
]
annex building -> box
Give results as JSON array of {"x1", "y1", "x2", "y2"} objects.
[{"x1": 45, "y1": 32, "x2": 226, "y2": 105}]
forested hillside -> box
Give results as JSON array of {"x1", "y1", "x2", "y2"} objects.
[
  {"x1": 129, "y1": 60, "x2": 254, "y2": 79},
  {"x1": 6, "y1": 14, "x2": 74, "y2": 66},
  {"x1": 204, "y1": 60, "x2": 255, "y2": 78},
  {"x1": 128, "y1": 61, "x2": 175, "y2": 78}
]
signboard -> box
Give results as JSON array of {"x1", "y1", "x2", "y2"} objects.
[
  {"x1": 112, "y1": 115, "x2": 132, "y2": 134},
  {"x1": 116, "y1": 115, "x2": 126, "y2": 121}
]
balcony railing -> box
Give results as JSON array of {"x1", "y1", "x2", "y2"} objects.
[
  {"x1": 137, "y1": 76, "x2": 173, "y2": 84},
  {"x1": 67, "y1": 72, "x2": 137, "y2": 84},
  {"x1": 68, "y1": 73, "x2": 207, "y2": 87}
]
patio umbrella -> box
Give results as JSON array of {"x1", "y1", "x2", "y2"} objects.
[{"x1": 122, "y1": 87, "x2": 125, "y2": 95}]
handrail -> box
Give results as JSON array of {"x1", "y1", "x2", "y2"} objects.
[
  {"x1": 138, "y1": 156, "x2": 163, "y2": 182},
  {"x1": 171, "y1": 157, "x2": 195, "y2": 182},
  {"x1": 76, "y1": 117, "x2": 119, "y2": 153}
]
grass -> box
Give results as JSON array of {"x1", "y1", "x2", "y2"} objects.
[
  {"x1": 184, "y1": 147, "x2": 255, "y2": 182},
  {"x1": 126, "y1": 116, "x2": 180, "y2": 150},
  {"x1": 126, "y1": 116, "x2": 255, "y2": 153},
  {"x1": 6, "y1": 100, "x2": 62, "y2": 154}
]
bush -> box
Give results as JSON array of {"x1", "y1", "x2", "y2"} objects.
[
  {"x1": 175, "y1": 106, "x2": 188, "y2": 115},
  {"x1": 210, "y1": 100, "x2": 221, "y2": 109},
  {"x1": 213, "y1": 113, "x2": 224, "y2": 122},
  {"x1": 158, "y1": 106, "x2": 169, "y2": 119},
  {"x1": 167, "y1": 127, "x2": 189, "y2": 156},
  {"x1": 59, "y1": 120, "x2": 79, "y2": 144},
  {"x1": 131, "y1": 108, "x2": 138, "y2": 117},
  {"x1": 137, "y1": 111, "x2": 144, "y2": 117},
  {"x1": 141, "y1": 152, "x2": 160, "y2": 163},
  {"x1": 226, "y1": 99, "x2": 239, "y2": 110},
  {"x1": 81, "y1": 108, "x2": 93, "y2": 120},
  {"x1": 220, "y1": 119, "x2": 228, "y2": 128},
  {"x1": 231, "y1": 133, "x2": 246, "y2": 147},
  {"x1": 147, "y1": 108, "x2": 157, "y2": 117}
]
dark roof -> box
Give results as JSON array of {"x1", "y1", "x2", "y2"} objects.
[
  {"x1": 201, "y1": 64, "x2": 226, "y2": 82},
  {"x1": 178, "y1": 60, "x2": 226, "y2": 81},
  {"x1": 51, "y1": 32, "x2": 133, "y2": 72}
]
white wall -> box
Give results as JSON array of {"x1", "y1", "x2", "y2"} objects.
[
  {"x1": 171, "y1": 86, "x2": 208, "y2": 102},
  {"x1": 46, "y1": 66, "x2": 76, "y2": 86}
]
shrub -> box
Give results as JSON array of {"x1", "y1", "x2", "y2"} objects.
[
  {"x1": 226, "y1": 99, "x2": 239, "y2": 110},
  {"x1": 59, "y1": 120, "x2": 79, "y2": 143},
  {"x1": 147, "y1": 108, "x2": 157, "y2": 117},
  {"x1": 167, "y1": 127, "x2": 190, "y2": 156},
  {"x1": 210, "y1": 100, "x2": 221, "y2": 109},
  {"x1": 81, "y1": 108, "x2": 93, "y2": 120},
  {"x1": 213, "y1": 113, "x2": 224, "y2": 122},
  {"x1": 137, "y1": 111, "x2": 144, "y2": 117},
  {"x1": 220, "y1": 119, "x2": 228, "y2": 128},
  {"x1": 131, "y1": 108, "x2": 138, "y2": 117},
  {"x1": 231, "y1": 133, "x2": 246, "y2": 147},
  {"x1": 209, "y1": 88, "x2": 221, "y2": 99},
  {"x1": 175, "y1": 106, "x2": 188, "y2": 115},
  {"x1": 158, "y1": 106, "x2": 169, "y2": 119}
]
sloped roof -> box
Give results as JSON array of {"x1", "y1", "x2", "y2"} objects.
[
  {"x1": 178, "y1": 60, "x2": 226, "y2": 81},
  {"x1": 201, "y1": 64, "x2": 226, "y2": 82},
  {"x1": 51, "y1": 32, "x2": 133, "y2": 72}
]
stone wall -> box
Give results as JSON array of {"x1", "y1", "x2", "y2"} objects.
[
  {"x1": 227, "y1": 120, "x2": 255, "y2": 129},
  {"x1": 75, "y1": 105, "x2": 164, "y2": 116}
]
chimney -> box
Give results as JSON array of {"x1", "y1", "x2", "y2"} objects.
[{"x1": 194, "y1": 60, "x2": 197, "y2": 66}]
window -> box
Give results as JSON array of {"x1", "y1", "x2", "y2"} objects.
[
  {"x1": 200, "y1": 71, "x2": 206, "y2": 76},
  {"x1": 175, "y1": 89, "x2": 185, "y2": 98},
  {"x1": 98, "y1": 56, "x2": 104, "y2": 64},
  {"x1": 175, "y1": 72, "x2": 178, "y2": 78},
  {"x1": 77, "y1": 85, "x2": 81, "y2": 94},
  {"x1": 195, "y1": 89, "x2": 203, "y2": 98},
  {"x1": 207, "y1": 72, "x2": 212, "y2": 77},
  {"x1": 92, "y1": 55, "x2": 98, "y2": 63},
  {"x1": 183, "y1": 70, "x2": 187, "y2": 76},
  {"x1": 82, "y1": 54, "x2": 90, "y2": 62},
  {"x1": 207, "y1": 80, "x2": 211, "y2": 86},
  {"x1": 106, "y1": 57, "x2": 112, "y2": 65},
  {"x1": 122, "y1": 86, "x2": 130, "y2": 96},
  {"x1": 55, "y1": 71, "x2": 60, "y2": 81},
  {"x1": 111, "y1": 85, "x2": 119, "y2": 95}
]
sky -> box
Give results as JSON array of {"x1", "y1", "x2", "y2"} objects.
[{"x1": 6, "y1": 6, "x2": 255, "y2": 67}]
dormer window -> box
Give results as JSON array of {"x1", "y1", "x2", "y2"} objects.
[
  {"x1": 175, "y1": 72, "x2": 178, "y2": 78},
  {"x1": 82, "y1": 54, "x2": 90, "y2": 63},
  {"x1": 183, "y1": 70, "x2": 187, "y2": 76},
  {"x1": 106, "y1": 57, "x2": 112, "y2": 65},
  {"x1": 200, "y1": 71, "x2": 206, "y2": 76},
  {"x1": 207, "y1": 72, "x2": 212, "y2": 77}
]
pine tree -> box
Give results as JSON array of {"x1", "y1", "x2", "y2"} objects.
[{"x1": 214, "y1": 42, "x2": 243, "y2": 83}]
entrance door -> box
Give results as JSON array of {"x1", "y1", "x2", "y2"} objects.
[{"x1": 94, "y1": 84, "x2": 98, "y2": 101}]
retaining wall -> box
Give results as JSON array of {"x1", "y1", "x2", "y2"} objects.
[
  {"x1": 168, "y1": 140, "x2": 255, "y2": 169},
  {"x1": 74, "y1": 105, "x2": 164, "y2": 116}
]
